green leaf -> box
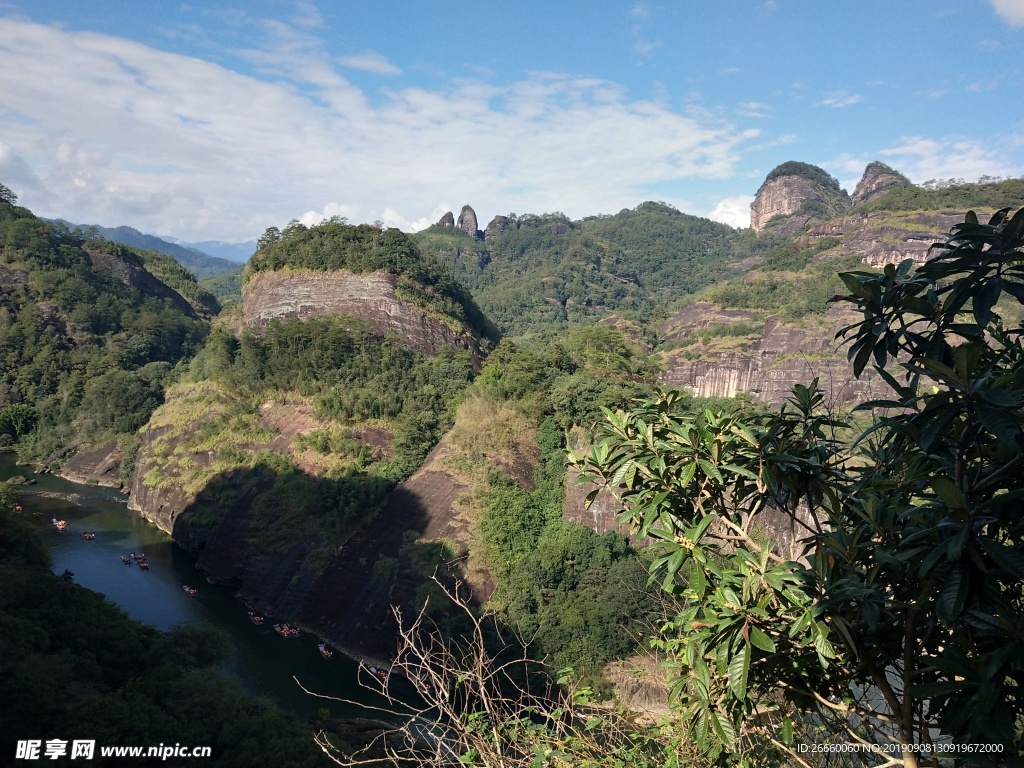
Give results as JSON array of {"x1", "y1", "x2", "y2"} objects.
[
  {"x1": 709, "y1": 711, "x2": 737, "y2": 752},
  {"x1": 781, "y1": 716, "x2": 793, "y2": 746},
  {"x1": 728, "y1": 643, "x2": 751, "y2": 700},
  {"x1": 688, "y1": 559, "x2": 707, "y2": 598},
  {"x1": 812, "y1": 627, "x2": 835, "y2": 661},
  {"x1": 748, "y1": 625, "x2": 776, "y2": 653},
  {"x1": 972, "y1": 277, "x2": 1001, "y2": 329},
  {"x1": 930, "y1": 475, "x2": 965, "y2": 508},
  {"x1": 938, "y1": 565, "x2": 968, "y2": 625},
  {"x1": 977, "y1": 538, "x2": 1024, "y2": 579},
  {"x1": 698, "y1": 458, "x2": 723, "y2": 484}
]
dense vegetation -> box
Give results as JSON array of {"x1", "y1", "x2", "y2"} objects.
[
  {"x1": 130, "y1": 248, "x2": 221, "y2": 317},
  {"x1": 0, "y1": 191, "x2": 209, "y2": 464},
  {"x1": 8, "y1": 171, "x2": 1024, "y2": 764},
  {"x1": 55, "y1": 221, "x2": 241, "y2": 279},
  {"x1": 574, "y1": 208, "x2": 1024, "y2": 764},
  {"x1": 247, "y1": 219, "x2": 498, "y2": 344},
  {"x1": 200, "y1": 266, "x2": 243, "y2": 307},
  {"x1": 439, "y1": 328, "x2": 676, "y2": 679},
  {"x1": 0, "y1": 505, "x2": 326, "y2": 766},
  {"x1": 694, "y1": 250, "x2": 863, "y2": 323},
  {"x1": 867, "y1": 174, "x2": 1024, "y2": 213},
  {"x1": 415, "y1": 203, "x2": 776, "y2": 336},
  {"x1": 143, "y1": 313, "x2": 477, "y2": 554}
]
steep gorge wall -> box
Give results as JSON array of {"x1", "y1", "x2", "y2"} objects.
[
  {"x1": 750, "y1": 176, "x2": 825, "y2": 232},
  {"x1": 662, "y1": 208, "x2": 978, "y2": 403},
  {"x1": 805, "y1": 210, "x2": 966, "y2": 268},
  {"x1": 658, "y1": 304, "x2": 888, "y2": 406},
  {"x1": 242, "y1": 269, "x2": 486, "y2": 366}
]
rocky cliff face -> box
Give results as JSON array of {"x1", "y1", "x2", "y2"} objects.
[
  {"x1": 127, "y1": 424, "x2": 202, "y2": 532},
  {"x1": 750, "y1": 176, "x2": 822, "y2": 232},
  {"x1": 128, "y1": 394, "x2": 533, "y2": 660},
  {"x1": 456, "y1": 205, "x2": 480, "y2": 239},
  {"x1": 750, "y1": 162, "x2": 851, "y2": 233},
  {"x1": 805, "y1": 210, "x2": 968, "y2": 267},
  {"x1": 851, "y1": 162, "x2": 911, "y2": 206},
  {"x1": 662, "y1": 205, "x2": 982, "y2": 404},
  {"x1": 658, "y1": 304, "x2": 887, "y2": 406},
  {"x1": 242, "y1": 268, "x2": 487, "y2": 366},
  {"x1": 484, "y1": 215, "x2": 510, "y2": 239},
  {"x1": 84, "y1": 249, "x2": 196, "y2": 317}
]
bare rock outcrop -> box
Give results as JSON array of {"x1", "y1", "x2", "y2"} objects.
[
  {"x1": 0, "y1": 265, "x2": 29, "y2": 292},
  {"x1": 750, "y1": 176, "x2": 822, "y2": 232},
  {"x1": 851, "y1": 161, "x2": 911, "y2": 206},
  {"x1": 437, "y1": 211, "x2": 455, "y2": 227},
  {"x1": 484, "y1": 215, "x2": 511, "y2": 239},
  {"x1": 83, "y1": 249, "x2": 196, "y2": 317},
  {"x1": 59, "y1": 442, "x2": 123, "y2": 488},
  {"x1": 806, "y1": 210, "x2": 968, "y2": 268},
  {"x1": 659, "y1": 304, "x2": 887, "y2": 406},
  {"x1": 242, "y1": 268, "x2": 487, "y2": 366},
  {"x1": 456, "y1": 205, "x2": 480, "y2": 239},
  {"x1": 750, "y1": 162, "x2": 851, "y2": 233}
]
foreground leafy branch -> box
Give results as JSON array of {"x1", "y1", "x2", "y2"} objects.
[{"x1": 571, "y1": 208, "x2": 1024, "y2": 767}]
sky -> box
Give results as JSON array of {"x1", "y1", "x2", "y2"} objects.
[{"x1": 1, "y1": 1, "x2": 1023, "y2": 243}]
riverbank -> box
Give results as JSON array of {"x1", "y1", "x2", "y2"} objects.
[{"x1": 1, "y1": 452, "x2": 399, "y2": 720}]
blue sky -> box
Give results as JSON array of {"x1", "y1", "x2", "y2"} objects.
[{"x1": 1, "y1": 0, "x2": 1023, "y2": 242}]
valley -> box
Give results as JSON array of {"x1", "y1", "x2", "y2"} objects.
[{"x1": 2, "y1": 163, "x2": 1023, "y2": 763}]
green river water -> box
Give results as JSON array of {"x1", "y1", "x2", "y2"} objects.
[{"x1": 1, "y1": 453, "x2": 399, "y2": 721}]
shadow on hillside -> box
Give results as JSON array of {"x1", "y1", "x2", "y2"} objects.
[{"x1": 170, "y1": 464, "x2": 474, "y2": 661}]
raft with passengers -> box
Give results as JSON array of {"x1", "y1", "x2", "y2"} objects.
[{"x1": 273, "y1": 623, "x2": 300, "y2": 638}]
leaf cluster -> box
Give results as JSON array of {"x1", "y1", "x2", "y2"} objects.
[{"x1": 572, "y1": 208, "x2": 1024, "y2": 764}]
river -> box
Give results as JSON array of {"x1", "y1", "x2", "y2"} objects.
[{"x1": 0, "y1": 453, "x2": 400, "y2": 721}]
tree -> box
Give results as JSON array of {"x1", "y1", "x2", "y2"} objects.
[
  {"x1": 0, "y1": 182, "x2": 17, "y2": 204},
  {"x1": 0, "y1": 403, "x2": 37, "y2": 438},
  {"x1": 571, "y1": 208, "x2": 1024, "y2": 766},
  {"x1": 0, "y1": 481, "x2": 23, "y2": 514}
]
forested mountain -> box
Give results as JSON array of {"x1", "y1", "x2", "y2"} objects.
[
  {"x1": 5, "y1": 166, "x2": 1024, "y2": 764},
  {"x1": 657, "y1": 170, "x2": 1024, "y2": 406},
  {"x1": 51, "y1": 220, "x2": 241, "y2": 279},
  {"x1": 0, "y1": 189, "x2": 211, "y2": 473},
  {"x1": 414, "y1": 202, "x2": 771, "y2": 337},
  {"x1": 199, "y1": 266, "x2": 244, "y2": 307}
]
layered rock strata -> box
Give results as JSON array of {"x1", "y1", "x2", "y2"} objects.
[
  {"x1": 658, "y1": 304, "x2": 888, "y2": 406},
  {"x1": 242, "y1": 268, "x2": 487, "y2": 366}
]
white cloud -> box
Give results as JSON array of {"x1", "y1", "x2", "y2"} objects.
[
  {"x1": 291, "y1": 0, "x2": 325, "y2": 29},
  {"x1": 708, "y1": 195, "x2": 754, "y2": 229},
  {"x1": 0, "y1": 143, "x2": 44, "y2": 200},
  {"x1": 634, "y1": 37, "x2": 661, "y2": 54},
  {"x1": 987, "y1": 0, "x2": 1024, "y2": 26},
  {"x1": 821, "y1": 90, "x2": 864, "y2": 108},
  {"x1": 0, "y1": 17, "x2": 756, "y2": 241},
  {"x1": 739, "y1": 101, "x2": 772, "y2": 118},
  {"x1": 880, "y1": 135, "x2": 1022, "y2": 183},
  {"x1": 339, "y1": 52, "x2": 402, "y2": 76}
]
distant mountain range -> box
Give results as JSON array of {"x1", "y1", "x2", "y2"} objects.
[
  {"x1": 159, "y1": 236, "x2": 257, "y2": 264},
  {"x1": 50, "y1": 220, "x2": 252, "y2": 279}
]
